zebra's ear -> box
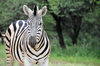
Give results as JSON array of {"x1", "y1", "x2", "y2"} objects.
[
  {"x1": 39, "y1": 6, "x2": 47, "y2": 16},
  {"x1": 23, "y1": 5, "x2": 33, "y2": 16}
]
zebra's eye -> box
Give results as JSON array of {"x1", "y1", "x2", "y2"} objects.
[{"x1": 39, "y1": 22, "x2": 42, "y2": 25}]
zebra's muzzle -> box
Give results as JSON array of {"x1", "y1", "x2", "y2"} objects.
[{"x1": 29, "y1": 36, "x2": 37, "y2": 48}]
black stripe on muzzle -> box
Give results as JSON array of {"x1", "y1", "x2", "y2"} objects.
[{"x1": 29, "y1": 36, "x2": 37, "y2": 48}]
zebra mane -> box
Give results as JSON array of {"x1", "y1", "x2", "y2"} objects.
[{"x1": 34, "y1": 5, "x2": 37, "y2": 16}]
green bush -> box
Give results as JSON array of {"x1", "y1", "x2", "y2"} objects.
[{"x1": 50, "y1": 32, "x2": 100, "y2": 59}]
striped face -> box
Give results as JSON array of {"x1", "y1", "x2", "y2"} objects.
[
  {"x1": 23, "y1": 5, "x2": 47, "y2": 47},
  {"x1": 28, "y1": 13, "x2": 43, "y2": 38}
]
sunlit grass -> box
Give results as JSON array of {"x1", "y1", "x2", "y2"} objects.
[{"x1": 50, "y1": 54, "x2": 100, "y2": 66}]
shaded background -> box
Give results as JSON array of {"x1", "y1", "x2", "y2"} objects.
[{"x1": 0, "y1": 0, "x2": 100, "y2": 66}]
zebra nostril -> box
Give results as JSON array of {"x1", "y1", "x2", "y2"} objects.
[{"x1": 29, "y1": 36, "x2": 37, "y2": 48}]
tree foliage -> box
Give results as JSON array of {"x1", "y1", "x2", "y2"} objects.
[
  {"x1": 0, "y1": 0, "x2": 100, "y2": 49},
  {"x1": 45, "y1": 0, "x2": 100, "y2": 45}
]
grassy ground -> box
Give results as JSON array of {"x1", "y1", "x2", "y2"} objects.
[{"x1": 0, "y1": 44, "x2": 100, "y2": 66}]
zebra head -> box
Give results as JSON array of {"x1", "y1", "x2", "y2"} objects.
[{"x1": 23, "y1": 5, "x2": 47, "y2": 47}]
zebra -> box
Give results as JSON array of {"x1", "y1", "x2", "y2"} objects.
[{"x1": 0, "y1": 5, "x2": 50, "y2": 66}]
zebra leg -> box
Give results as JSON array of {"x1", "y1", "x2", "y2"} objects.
[
  {"x1": 6, "y1": 54, "x2": 14, "y2": 66},
  {"x1": 24, "y1": 57, "x2": 33, "y2": 66},
  {"x1": 18, "y1": 63, "x2": 24, "y2": 66},
  {"x1": 38, "y1": 58, "x2": 49, "y2": 66},
  {"x1": 6, "y1": 44, "x2": 14, "y2": 66}
]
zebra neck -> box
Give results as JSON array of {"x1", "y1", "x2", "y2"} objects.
[{"x1": 33, "y1": 30, "x2": 45, "y2": 50}]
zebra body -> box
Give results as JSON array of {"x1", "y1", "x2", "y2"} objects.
[{"x1": 4, "y1": 5, "x2": 50, "y2": 66}]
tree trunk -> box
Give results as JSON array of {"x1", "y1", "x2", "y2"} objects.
[
  {"x1": 56, "y1": 18, "x2": 66, "y2": 49},
  {"x1": 71, "y1": 15, "x2": 82, "y2": 45},
  {"x1": 51, "y1": 13, "x2": 66, "y2": 49},
  {"x1": 44, "y1": 0, "x2": 66, "y2": 49}
]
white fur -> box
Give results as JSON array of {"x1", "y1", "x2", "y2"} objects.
[
  {"x1": 38, "y1": 58, "x2": 48, "y2": 66},
  {"x1": 24, "y1": 57, "x2": 34, "y2": 66},
  {"x1": 24, "y1": 56, "x2": 48, "y2": 66}
]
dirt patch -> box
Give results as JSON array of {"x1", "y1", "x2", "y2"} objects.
[{"x1": 50, "y1": 60, "x2": 100, "y2": 66}]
